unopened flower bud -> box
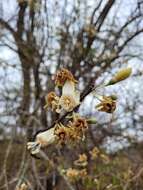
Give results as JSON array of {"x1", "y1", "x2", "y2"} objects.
[
  {"x1": 87, "y1": 118, "x2": 97, "y2": 124},
  {"x1": 107, "y1": 68, "x2": 132, "y2": 86},
  {"x1": 110, "y1": 95, "x2": 118, "y2": 100}
]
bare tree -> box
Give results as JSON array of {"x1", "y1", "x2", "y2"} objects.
[{"x1": 0, "y1": 0, "x2": 143, "y2": 189}]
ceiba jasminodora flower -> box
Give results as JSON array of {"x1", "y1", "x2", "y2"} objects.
[
  {"x1": 66, "y1": 168, "x2": 87, "y2": 181},
  {"x1": 74, "y1": 154, "x2": 88, "y2": 167},
  {"x1": 55, "y1": 68, "x2": 77, "y2": 87},
  {"x1": 27, "y1": 127, "x2": 56, "y2": 154},
  {"x1": 66, "y1": 168, "x2": 79, "y2": 180},
  {"x1": 72, "y1": 115, "x2": 88, "y2": 130},
  {"x1": 54, "y1": 123, "x2": 69, "y2": 144},
  {"x1": 67, "y1": 115, "x2": 88, "y2": 141},
  {"x1": 44, "y1": 91, "x2": 60, "y2": 112},
  {"x1": 90, "y1": 147, "x2": 100, "y2": 160},
  {"x1": 96, "y1": 96, "x2": 116, "y2": 113},
  {"x1": 59, "y1": 80, "x2": 80, "y2": 112}
]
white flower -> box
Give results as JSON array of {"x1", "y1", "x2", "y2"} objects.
[
  {"x1": 27, "y1": 127, "x2": 56, "y2": 154},
  {"x1": 59, "y1": 80, "x2": 80, "y2": 112}
]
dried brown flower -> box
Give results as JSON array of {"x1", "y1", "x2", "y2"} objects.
[
  {"x1": 66, "y1": 116, "x2": 88, "y2": 141},
  {"x1": 55, "y1": 68, "x2": 77, "y2": 87},
  {"x1": 66, "y1": 168, "x2": 79, "y2": 180},
  {"x1": 79, "y1": 169, "x2": 87, "y2": 178},
  {"x1": 44, "y1": 91, "x2": 60, "y2": 111},
  {"x1": 90, "y1": 147, "x2": 100, "y2": 160},
  {"x1": 66, "y1": 168, "x2": 87, "y2": 181},
  {"x1": 73, "y1": 116, "x2": 88, "y2": 130},
  {"x1": 96, "y1": 96, "x2": 116, "y2": 113},
  {"x1": 74, "y1": 154, "x2": 88, "y2": 167},
  {"x1": 54, "y1": 123, "x2": 69, "y2": 143},
  {"x1": 100, "y1": 154, "x2": 110, "y2": 164}
]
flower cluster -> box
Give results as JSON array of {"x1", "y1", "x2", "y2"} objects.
[
  {"x1": 66, "y1": 168, "x2": 87, "y2": 182},
  {"x1": 64, "y1": 147, "x2": 110, "y2": 183},
  {"x1": 54, "y1": 114, "x2": 88, "y2": 144},
  {"x1": 27, "y1": 68, "x2": 132, "y2": 155},
  {"x1": 64, "y1": 153, "x2": 88, "y2": 182},
  {"x1": 27, "y1": 113, "x2": 88, "y2": 154},
  {"x1": 45, "y1": 68, "x2": 80, "y2": 113}
]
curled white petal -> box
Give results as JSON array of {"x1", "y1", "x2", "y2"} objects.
[
  {"x1": 73, "y1": 90, "x2": 80, "y2": 105},
  {"x1": 27, "y1": 128, "x2": 56, "y2": 154},
  {"x1": 36, "y1": 127, "x2": 56, "y2": 147}
]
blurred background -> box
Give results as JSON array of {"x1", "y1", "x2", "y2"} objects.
[{"x1": 0, "y1": 0, "x2": 143, "y2": 189}]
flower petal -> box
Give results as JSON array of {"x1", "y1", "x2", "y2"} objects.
[
  {"x1": 36, "y1": 127, "x2": 56, "y2": 146},
  {"x1": 62, "y1": 80, "x2": 75, "y2": 96}
]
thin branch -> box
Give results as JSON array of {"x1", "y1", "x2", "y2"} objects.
[
  {"x1": 118, "y1": 28, "x2": 143, "y2": 53},
  {"x1": 39, "y1": 150, "x2": 76, "y2": 190},
  {"x1": 0, "y1": 18, "x2": 16, "y2": 36},
  {"x1": 90, "y1": 0, "x2": 103, "y2": 24},
  {"x1": 94, "y1": 0, "x2": 116, "y2": 31}
]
